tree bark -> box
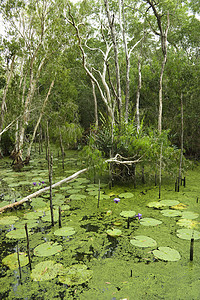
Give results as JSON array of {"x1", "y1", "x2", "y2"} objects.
[
  {"x1": 136, "y1": 57, "x2": 142, "y2": 133},
  {"x1": 91, "y1": 79, "x2": 98, "y2": 128}
]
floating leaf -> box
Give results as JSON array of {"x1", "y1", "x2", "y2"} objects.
[
  {"x1": 140, "y1": 218, "x2": 162, "y2": 226},
  {"x1": 106, "y1": 229, "x2": 122, "y2": 237},
  {"x1": 160, "y1": 209, "x2": 182, "y2": 217},
  {"x1": 176, "y1": 229, "x2": 200, "y2": 240},
  {"x1": 15, "y1": 219, "x2": 39, "y2": 229},
  {"x1": 58, "y1": 264, "x2": 93, "y2": 285},
  {"x1": 176, "y1": 219, "x2": 200, "y2": 229},
  {"x1": 130, "y1": 236, "x2": 157, "y2": 248},
  {"x1": 54, "y1": 226, "x2": 76, "y2": 237},
  {"x1": 34, "y1": 242, "x2": 62, "y2": 257},
  {"x1": 31, "y1": 260, "x2": 63, "y2": 281},
  {"x1": 24, "y1": 211, "x2": 44, "y2": 220},
  {"x1": 147, "y1": 201, "x2": 165, "y2": 208},
  {"x1": 69, "y1": 194, "x2": 86, "y2": 201},
  {"x1": 42, "y1": 210, "x2": 59, "y2": 222},
  {"x1": 95, "y1": 194, "x2": 110, "y2": 200},
  {"x1": 0, "y1": 201, "x2": 10, "y2": 208},
  {"x1": 159, "y1": 200, "x2": 180, "y2": 206},
  {"x1": 0, "y1": 216, "x2": 19, "y2": 226},
  {"x1": 118, "y1": 192, "x2": 133, "y2": 199},
  {"x1": 153, "y1": 247, "x2": 181, "y2": 261},
  {"x1": 120, "y1": 211, "x2": 136, "y2": 218},
  {"x1": 171, "y1": 203, "x2": 188, "y2": 210},
  {"x1": 6, "y1": 228, "x2": 33, "y2": 239},
  {"x1": 66, "y1": 188, "x2": 81, "y2": 194},
  {"x1": 31, "y1": 198, "x2": 47, "y2": 209},
  {"x1": 2, "y1": 252, "x2": 29, "y2": 269},
  {"x1": 181, "y1": 211, "x2": 199, "y2": 220}
]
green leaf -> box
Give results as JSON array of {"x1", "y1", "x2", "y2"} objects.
[
  {"x1": 140, "y1": 218, "x2": 162, "y2": 226},
  {"x1": 31, "y1": 260, "x2": 63, "y2": 281},
  {"x1": 106, "y1": 228, "x2": 122, "y2": 237},
  {"x1": 176, "y1": 229, "x2": 200, "y2": 240},
  {"x1": 120, "y1": 211, "x2": 136, "y2": 218},
  {"x1": 118, "y1": 192, "x2": 134, "y2": 199},
  {"x1": 181, "y1": 211, "x2": 199, "y2": 220},
  {"x1": 130, "y1": 236, "x2": 157, "y2": 248},
  {"x1": 160, "y1": 209, "x2": 182, "y2": 217},
  {"x1": 153, "y1": 247, "x2": 181, "y2": 261},
  {"x1": 54, "y1": 226, "x2": 76, "y2": 237},
  {"x1": 6, "y1": 228, "x2": 33, "y2": 239},
  {"x1": 24, "y1": 211, "x2": 44, "y2": 220},
  {"x1": 176, "y1": 219, "x2": 200, "y2": 229},
  {"x1": 159, "y1": 200, "x2": 180, "y2": 206},
  {"x1": 34, "y1": 242, "x2": 62, "y2": 257},
  {"x1": 58, "y1": 264, "x2": 93, "y2": 285},
  {"x1": 147, "y1": 201, "x2": 165, "y2": 208},
  {"x1": 2, "y1": 252, "x2": 29, "y2": 270},
  {"x1": 69, "y1": 194, "x2": 86, "y2": 201},
  {"x1": 0, "y1": 216, "x2": 19, "y2": 226}
]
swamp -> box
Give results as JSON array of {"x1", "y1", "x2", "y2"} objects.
[
  {"x1": 0, "y1": 0, "x2": 200, "y2": 299},
  {"x1": 0, "y1": 148, "x2": 200, "y2": 299}
]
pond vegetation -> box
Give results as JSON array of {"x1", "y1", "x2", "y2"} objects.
[{"x1": 0, "y1": 149, "x2": 200, "y2": 299}]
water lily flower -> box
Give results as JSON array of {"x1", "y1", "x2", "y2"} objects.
[
  {"x1": 33, "y1": 182, "x2": 37, "y2": 186},
  {"x1": 41, "y1": 181, "x2": 45, "y2": 184},
  {"x1": 38, "y1": 182, "x2": 41, "y2": 186},
  {"x1": 114, "y1": 198, "x2": 120, "y2": 204},
  {"x1": 135, "y1": 213, "x2": 142, "y2": 220}
]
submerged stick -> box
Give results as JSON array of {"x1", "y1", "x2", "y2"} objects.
[
  {"x1": 59, "y1": 206, "x2": 62, "y2": 228},
  {"x1": 25, "y1": 223, "x2": 32, "y2": 270},
  {"x1": 190, "y1": 237, "x2": 194, "y2": 261},
  {"x1": 49, "y1": 154, "x2": 54, "y2": 227},
  {"x1": 17, "y1": 242, "x2": 22, "y2": 281}
]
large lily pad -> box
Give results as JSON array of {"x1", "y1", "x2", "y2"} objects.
[
  {"x1": 54, "y1": 226, "x2": 76, "y2": 237},
  {"x1": 15, "y1": 219, "x2": 39, "y2": 229},
  {"x1": 31, "y1": 198, "x2": 48, "y2": 209},
  {"x1": 153, "y1": 247, "x2": 181, "y2": 261},
  {"x1": 2, "y1": 252, "x2": 29, "y2": 269},
  {"x1": 34, "y1": 242, "x2": 62, "y2": 257},
  {"x1": 140, "y1": 218, "x2": 162, "y2": 226},
  {"x1": 24, "y1": 211, "x2": 44, "y2": 220},
  {"x1": 181, "y1": 211, "x2": 199, "y2": 220},
  {"x1": 31, "y1": 260, "x2": 63, "y2": 281},
  {"x1": 118, "y1": 192, "x2": 134, "y2": 199},
  {"x1": 42, "y1": 210, "x2": 59, "y2": 222},
  {"x1": 160, "y1": 209, "x2": 182, "y2": 217},
  {"x1": 58, "y1": 264, "x2": 93, "y2": 285},
  {"x1": 130, "y1": 236, "x2": 157, "y2": 248},
  {"x1": 171, "y1": 203, "x2": 188, "y2": 210},
  {"x1": 176, "y1": 229, "x2": 200, "y2": 240},
  {"x1": 176, "y1": 219, "x2": 200, "y2": 229},
  {"x1": 6, "y1": 228, "x2": 33, "y2": 239},
  {"x1": 120, "y1": 211, "x2": 136, "y2": 218},
  {"x1": 106, "y1": 228, "x2": 122, "y2": 237},
  {"x1": 159, "y1": 200, "x2": 180, "y2": 206},
  {"x1": 0, "y1": 216, "x2": 19, "y2": 226},
  {"x1": 147, "y1": 201, "x2": 165, "y2": 208},
  {"x1": 69, "y1": 194, "x2": 86, "y2": 201}
]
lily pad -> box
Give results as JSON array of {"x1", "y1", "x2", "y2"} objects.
[
  {"x1": 0, "y1": 201, "x2": 10, "y2": 208},
  {"x1": 24, "y1": 211, "x2": 44, "y2": 220},
  {"x1": 42, "y1": 210, "x2": 59, "y2": 222},
  {"x1": 31, "y1": 198, "x2": 48, "y2": 209},
  {"x1": 176, "y1": 219, "x2": 200, "y2": 229},
  {"x1": 69, "y1": 194, "x2": 86, "y2": 201},
  {"x1": 159, "y1": 200, "x2": 180, "y2": 206},
  {"x1": 176, "y1": 229, "x2": 200, "y2": 240},
  {"x1": 130, "y1": 236, "x2": 157, "y2": 248},
  {"x1": 6, "y1": 228, "x2": 33, "y2": 239},
  {"x1": 34, "y1": 242, "x2": 62, "y2": 257},
  {"x1": 153, "y1": 247, "x2": 181, "y2": 261},
  {"x1": 140, "y1": 218, "x2": 162, "y2": 226},
  {"x1": 15, "y1": 219, "x2": 39, "y2": 229},
  {"x1": 2, "y1": 252, "x2": 29, "y2": 269},
  {"x1": 147, "y1": 201, "x2": 165, "y2": 208},
  {"x1": 120, "y1": 211, "x2": 136, "y2": 218},
  {"x1": 54, "y1": 226, "x2": 76, "y2": 237},
  {"x1": 58, "y1": 264, "x2": 93, "y2": 285},
  {"x1": 31, "y1": 260, "x2": 63, "y2": 281},
  {"x1": 118, "y1": 192, "x2": 134, "y2": 199},
  {"x1": 160, "y1": 209, "x2": 182, "y2": 217},
  {"x1": 0, "y1": 216, "x2": 19, "y2": 226},
  {"x1": 181, "y1": 211, "x2": 199, "y2": 220},
  {"x1": 66, "y1": 188, "x2": 81, "y2": 194},
  {"x1": 171, "y1": 203, "x2": 188, "y2": 210},
  {"x1": 106, "y1": 228, "x2": 122, "y2": 237}
]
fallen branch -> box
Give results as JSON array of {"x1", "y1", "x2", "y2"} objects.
[
  {"x1": 0, "y1": 167, "x2": 88, "y2": 213},
  {"x1": 106, "y1": 153, "x2": 142, "y2": 165}
]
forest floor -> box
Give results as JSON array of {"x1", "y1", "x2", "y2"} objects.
[{"x1": 0, "y1": 148, "x2": 200, "y2": 299}]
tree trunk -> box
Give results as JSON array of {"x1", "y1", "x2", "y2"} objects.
[
  {"x1": 91, "y1": 79, "x2": 98, "y2": 128},
  {"x1": 178, "y1": 92, "x2": 184, "y2": 188},
  {"x1": 25, "y1": 79, "x2": 55, "y2": 164},
  {"x1": 136, "y1": 57, "x2": 142, "y2": 133}
]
